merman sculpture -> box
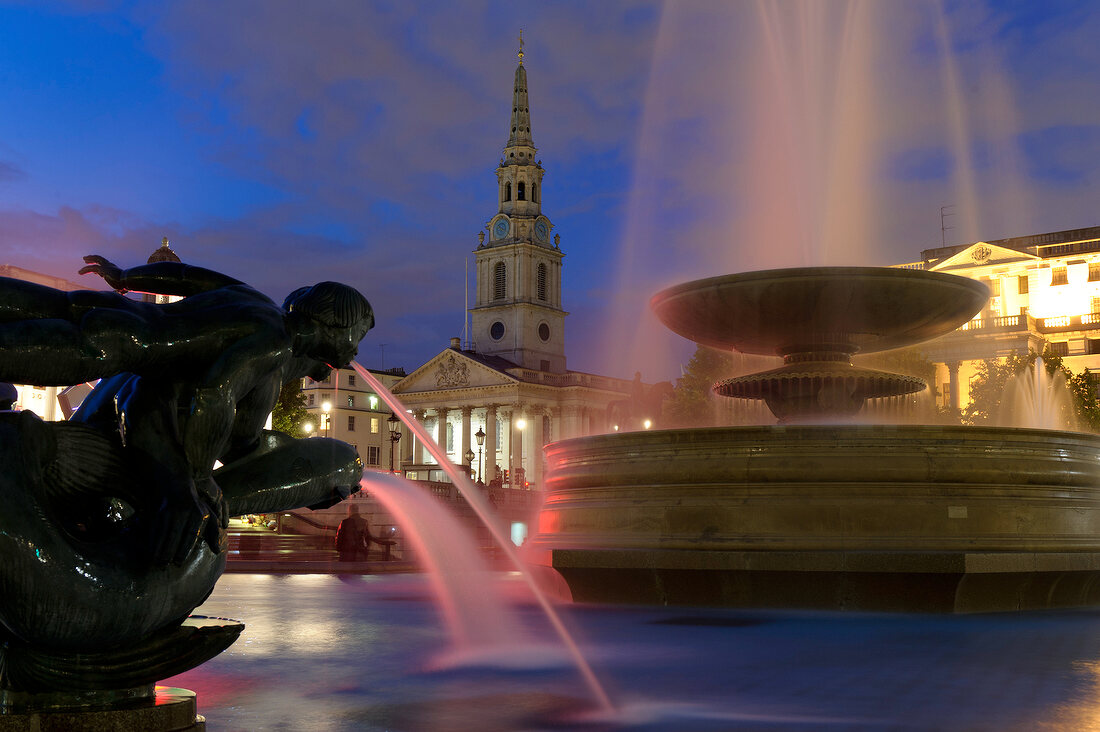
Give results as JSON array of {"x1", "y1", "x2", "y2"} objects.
[{"x1": 0, "y1": 256, "x2": 370, "y2": 700}]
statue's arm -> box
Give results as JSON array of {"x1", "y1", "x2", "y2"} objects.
[{"x1": 80, "y1": 255, "x2": 246, "y2": 296}]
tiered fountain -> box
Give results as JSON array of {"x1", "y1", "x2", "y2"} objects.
[{"x1": 528, "y1": 266, "x2": 1100, "y2": 612}]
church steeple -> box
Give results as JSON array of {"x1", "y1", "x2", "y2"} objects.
[
  {"x1": 507, "y1": 31, "x2": 533, "y2": 151},
  {"x1": 472, "y1": 37, "x2": 567, "y2": 373}
]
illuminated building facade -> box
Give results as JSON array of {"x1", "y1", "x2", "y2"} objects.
[{"x1": 898, "y1": 226, "x2": 1100, "y2": 411}]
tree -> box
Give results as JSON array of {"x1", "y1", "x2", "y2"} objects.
[
  {"x1": 662, "y1": 346, "x2": 734, "y2": 427},
  {"x1": 271, "y1": 378, "x2": 309, "y2": 435}
]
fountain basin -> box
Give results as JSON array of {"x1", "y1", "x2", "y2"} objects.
[
  {"x1": 650, "y1": 267, "x2": 990, "y2": 356},
  {"x1": 528, "y1": 425, "x2": 1100, "y2": 612}
]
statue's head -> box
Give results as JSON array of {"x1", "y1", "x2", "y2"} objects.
[{"x1": 284, "y1": 283, "x2": 374, "y2": 368}]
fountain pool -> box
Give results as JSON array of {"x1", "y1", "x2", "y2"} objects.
[{"x1": 167, "y1": 572, "x2": 1100, "y2": 730}]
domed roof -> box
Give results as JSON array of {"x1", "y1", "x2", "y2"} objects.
[{"x1": 148, "y1": 236, "x2": 181, "y2": 264}]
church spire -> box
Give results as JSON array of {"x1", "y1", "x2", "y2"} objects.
[{"x1": 506, "y1": 29, "x2": 533, "y2": 150}]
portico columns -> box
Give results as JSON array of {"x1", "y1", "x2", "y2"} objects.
[
  {"x1": 947, "y1": 361, "x2": 961, "y2": 412},
  {"x1": 484, "y1": 404, "x2": 498, "y2": 483},
  {"x1": 512, "y1": 403, "x2": 524, "y2": 486},
  {"x1": 460, "y1": 406, "x2": 473, "y2": 477},
  {"x1": 435, "y1": 407, "x2": 449, "y2": 461},
  {"x1": 412, "y1": 409, "x2": 426, "y2": 464},
  {"x1": 530, "y1": 408, "x2": 545, "y2": 489}
]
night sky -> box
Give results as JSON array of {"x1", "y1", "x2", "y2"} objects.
[{"x1": 2, "y1": 1, "x2": 1098, "y2": 382}]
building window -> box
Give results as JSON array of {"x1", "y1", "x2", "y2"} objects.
[
  {"x1": 347, "y1": 416, "x2": 356, "y2": 431},
  {"x1": 369, "y1": 395, "x2": 378, "y2": 410},
  {"x1": 307, "y1": 393, "x2": 314, "y2": 406},
  {"x1": 1050, "y1": 341, "x2": 1069, "y2": 357},
  {"x1": 1090, "y1": 263, "x2": 1100, "y2": 282},
  {"x1": 518, "y1": 181, "x2": 526, "y2": 201},
  {"x1": 537, "y1": 263, "x2": 548, "y2": 301},
  {"x1": 371, "y1": 417, "x2": 379, "y2": 434},
  {"x1": 1018, "y1": 275, "x2": 1029, "y2": 294},
  {"x1": 543, "y1": 415, "x2": 551, "y2": 444},
  {"x1": 493, "y1": 262, "x2": 507, "y2": 300},
  {"x1": 496, "y1": 418, "x2": 504, "y2": 450},
  {"x1": 446, "y1": 423, "x2": 454, "y2": 452},
  {"x1": 490, "y1": 321, "x2": 505, "y2": 340},
  {"x1": 367, "y1": 446, "x2": 380, "y2": 466},
  {"x1": 1052, "y1": 267, "x2": 1068, "y2": 286},
  {"x1": 505, "y1": 182, "x2": 511, "y2": 201},
  {"x1": 1092, "y1": 297, "x2": 1100, "y2": 315},
  {"x1": 1088, "y1": 339, "x2": 1100, "y2": 355},
  {"x1": 1020, "y1": 306, "x2": 1029, "y2": 316},
  {"x1": 990, "y1": 279, "x2": 1001, "y2": 296},
  {"x1": 348, "y1": 373, "x2": 356, "y2": 386},
  {"x1": 531, "y1": 183, "x2": 537, "y2": 203},
  {"x1": 347, "y1": 396, "x2": 355, "y2": 407}
]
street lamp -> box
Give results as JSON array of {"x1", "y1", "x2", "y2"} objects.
[
  {"x1": 464, "y1": 447, "x2": 475, "y2": 481},
  {"x1": 474, "y1": 427, "x2": 485, "y2": 486},
  {"x1": 387, "y1": 413, "x2": 401, "y2": 474},
  {"x1": 303, "y1": 422, "x2": 314, "y2": 436},
  {"x1": 322, "y1": 401, "x2": 331, "y2": 438}
]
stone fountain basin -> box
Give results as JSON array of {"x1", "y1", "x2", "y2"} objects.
[
  {"x1": 650, "y1": 267, "x2": 990, "y2": 355},
  {"x1": 528, "y1": 425, "x2": 1100, "y2": 611}
]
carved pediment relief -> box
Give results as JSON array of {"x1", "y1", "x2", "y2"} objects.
[{"x1": 435, "y1": 354, "x2": 469, "y2": 388}]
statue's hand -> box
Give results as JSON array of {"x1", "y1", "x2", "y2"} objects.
[{"x1": 79, "y1": 255, "x2": 127, "y2": 292}]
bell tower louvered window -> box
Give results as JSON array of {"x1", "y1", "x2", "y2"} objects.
[
  {"x1": 493, "y1": 261, "x2": 507, "y2": 300},
  {"x1": 537, "y1": 263, "x2": 547, "y2": 301}
]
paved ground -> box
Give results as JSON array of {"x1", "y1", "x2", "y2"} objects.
[{"x1": 167, "y1": 573, "x2": 1100, "y2": 731}]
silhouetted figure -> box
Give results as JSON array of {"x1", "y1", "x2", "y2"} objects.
[
  {"x1": 336, "y1": 504, "x2": 370, "y2": 562},
  {"x1": 0, "y1": 383, "x2": 15, "y2": 411}
]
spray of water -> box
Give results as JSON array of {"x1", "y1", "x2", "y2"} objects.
[
  {"x1": 999, "y1": 357, "x2": 1078, "y2": 431},
  {"x1": 351, "y1": 362, "x2": 616, "y2": 714}
]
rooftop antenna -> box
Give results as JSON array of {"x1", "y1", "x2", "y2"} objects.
[{"x1": 940, "y1": 205, "x2": 956, "y2": 247}]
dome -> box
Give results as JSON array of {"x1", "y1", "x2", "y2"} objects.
[{"x1": 148, "y1": 236, "x2": 181, "y2": 264}]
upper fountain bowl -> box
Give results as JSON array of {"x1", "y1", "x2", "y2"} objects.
[{"x1": 651, "y1": 267, "x2": 990, "y2": 356}]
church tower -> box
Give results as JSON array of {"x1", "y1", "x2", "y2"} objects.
[{"x1": 470, "y1": 35, "x2": 567, "y2": 373}]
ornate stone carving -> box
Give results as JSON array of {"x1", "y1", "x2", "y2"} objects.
[{"x1": 435, "y1": 354, "x2": 470, "y2": 388}]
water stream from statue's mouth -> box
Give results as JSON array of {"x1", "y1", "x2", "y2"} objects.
[{"x1": 351, "y1": 361, "x2": 616, "y2": 715}]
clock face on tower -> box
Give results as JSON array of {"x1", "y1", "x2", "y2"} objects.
[
  {"x1": 493, "y1": 219, "x2": 509, "y2": 239},
  {"x1": 535, "y1": 220, "x2": 548, "y2": 242}
]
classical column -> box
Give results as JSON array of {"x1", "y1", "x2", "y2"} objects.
[
  {"x1": 460, "y1": 406, "x2": 473, "y2": 477},
  {"x1": 530, "y1": 408, "x2": 545, "y2": 489},
  {"x1": 947, "y1": 361, "x2": 961, "y2": 412},
  {"x1": 412, "y1": 409, "x2": 426, "y2": 464},
  {"x1": 436, "y1": 407, "x2": 450, "y2": 461},
  {"x1": 512, "y1": 403, "x2": 525, "y2": 487},
  {"x1": 484, "y1": 404, "x2": 498, "y2": 483}
]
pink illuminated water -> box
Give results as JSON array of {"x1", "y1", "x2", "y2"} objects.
[
  {"x1": 351, "y1": 362, "x2": 616, "y2": 714},
  {"x1": 358, "y1": 471, "x2": 526, "y2": 652}
]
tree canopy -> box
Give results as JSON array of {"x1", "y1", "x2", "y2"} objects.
[{"x1": 271, "y1": 378, "x2": 310, "y2": 435}]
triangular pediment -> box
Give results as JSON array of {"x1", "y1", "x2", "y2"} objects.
[
  {"x1": 392, "y1": 350, "x2": 519, "y2": 394},
  {"x1": 930, "y1": 242, "x2": 1039, "y2": 272}
]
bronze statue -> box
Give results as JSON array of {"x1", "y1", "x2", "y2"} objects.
[{"x1": 0, "y1": 256, "x2": 371, "y2": 697}]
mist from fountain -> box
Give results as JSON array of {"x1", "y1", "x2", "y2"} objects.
[{"x1": 999, "y1": 357, "x2": 1078, "y2": 431}]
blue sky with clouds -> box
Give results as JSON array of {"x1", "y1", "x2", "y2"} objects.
[{"x1": 1, "y1": 1, "x2": 1098, "y2": 381}]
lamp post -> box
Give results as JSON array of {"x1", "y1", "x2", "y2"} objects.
[
  {"x1": 387, "y1": 413, "x2": 401, "y2": 474},
  {"x1": 322, "y1": 401, "x2": 331, "y2": 438},
  {"x1": 474, "y1": 427, "x2": 485, "y2": 486}
]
